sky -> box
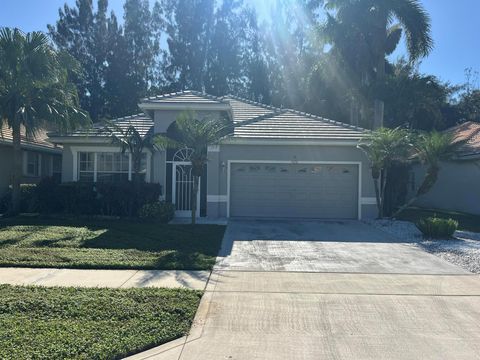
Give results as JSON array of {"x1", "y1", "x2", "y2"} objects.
[{"x1": 0, "y1": 0, "x2": 478, "y2": 86}]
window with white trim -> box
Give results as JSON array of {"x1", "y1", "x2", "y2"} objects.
[
  {"x1": 25, "y1": 151, "x2": 41, "y2": 177},
  {"x1": 78, "y1": 152, "x2": 94, "y2": 182},
  {"x1": 77, "y1": 151, "x2": 147, "y2": 182}
]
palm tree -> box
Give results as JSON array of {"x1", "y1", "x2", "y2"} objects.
[
  {"x1": 358, "y1": 127, "x2": 412, "y2": 218},
  {"x1": 393, "y1": 131, "x2": 463, "y2": 217},
  {"x1": 103, "y1": 120, "x2": 155, "y2": 184},
  {"x1": 155, "y1": 111, "x2": 231, "y2": 224},
  {"x1": 0, "y1": 28, "x2": 89, "y2": 214},
  {"x1": 324, "y1": 0, "x2": 433, "y2": 128}
]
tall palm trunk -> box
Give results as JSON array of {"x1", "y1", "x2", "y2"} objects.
[
  {"x1": 373, "y1": 16, "x2": 387, "y2": 129},
  {"x1": 191, "y1": 175, "x2": 200, "y2": 225},
  {"x1": 11, "y1": 118, "x2": 22, "y2": 215}
]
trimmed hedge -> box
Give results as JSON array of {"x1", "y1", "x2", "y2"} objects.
[
  {"x1": 1, "y1": 178, "x2": 164, "y2": 217},
  {"x1": 139, "y1": 201, "x2": 175, "y2": 223},
  {"x1": 416, "y1": 216, "x2": 458, "y2": 239}
]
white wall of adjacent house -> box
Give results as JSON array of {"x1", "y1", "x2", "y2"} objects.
[{"x1": 409, "y1": 160, "x2": 480, "y2": 215}]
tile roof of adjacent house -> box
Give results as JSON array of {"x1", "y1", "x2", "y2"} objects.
[
  {"x1": 448, "y1": 121, "x2": 480, "y2": 158},
  {"x1": 0, "y1": 123, "x2": 60, "y2": 152},
  {"x1": 50, "y1": 90, "x2": 366, "y2": 142}
]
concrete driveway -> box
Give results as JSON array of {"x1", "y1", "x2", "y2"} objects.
[
  {"x1": 130, "y1": 220, "x2": 480, "y2": 360},
  {"x1": 216, "y1": 220, "x2": 467, "y2": 274}
]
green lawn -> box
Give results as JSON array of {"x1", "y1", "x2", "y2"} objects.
[
  {"x1": 0, "y1": 217, "x2": 225, "y2": 270},
  {"x1": 0, "y1": 284, "x2": 201, "y2": 360},
  {"x1": 397, "y1": 207, "x2": 480, "y2": 233}
]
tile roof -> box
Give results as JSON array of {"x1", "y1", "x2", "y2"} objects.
[
  {"x1": 50, "y1": 90, "x2": 366, "y2": 142},
  {"x1": 448, "y1": 121, "x2": 480, "y2": 158},
  {"x1": 223, "y1": 96, "x2": 277, "y2": 124},
  {"x1": 231, "y1": 109, "x2": 365, "y2": 140},
  {"x1": 0, "y1": 124, "x2": 60, "y2": 151},
  {"x1": 142, "y1": 90, "x2": 227, "y2": 104},
  {"x1": 51, "y1": 113, "x2": 154, "y2": 139}
]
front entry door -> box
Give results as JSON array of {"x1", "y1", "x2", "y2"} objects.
[{"x1": 173, "y1": 163, "x2": 200, "y2": 217}]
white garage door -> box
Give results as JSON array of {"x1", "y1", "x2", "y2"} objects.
[{"x1": 230, "y1": 163, "x2": 359, "y2": 219}]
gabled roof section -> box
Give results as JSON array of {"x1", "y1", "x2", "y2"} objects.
[
  {"x1": 223, "y1": 95, "x2": 366, "y2": 141},
  {"x1": 140, "y1": 90, "x2": 231, "y2": 112},
  {"x1": 223, "y1": 95, "x2": 278, "y2": 124},
  {"x1": 448, "y1": 121, "x2": 480, "y2": 158},
  {"x1": 0, "y1": 124, "x2": 61, "y2": 152},
  {"x1": 49, "y1": 113, "x2": 154, "y2": 143}
]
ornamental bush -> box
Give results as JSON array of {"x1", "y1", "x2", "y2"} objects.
[
  {"x1": 416, "y1": 217, "x2": 458, "y2": 239},
  {"x1": 0, "y1": 184, "x2": 38, "y2": 213},
  {"x1": 138, "y1": 201, "x2": 175, "y2": 223}
]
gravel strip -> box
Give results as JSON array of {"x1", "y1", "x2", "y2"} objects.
[{"x1": 365, "y1": 219, "x2": 480, "y2": 273}]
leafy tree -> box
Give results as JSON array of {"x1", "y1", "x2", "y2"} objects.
[
  {"x1": 383, "y1": 60, "x2": 454, "y2": 130},
  {"x1": 358, "y1": 127, "x2": 412, "y2": 218},
  {"x1": 163, "y1": 0, "x2": 215, "y2": 90},
  {"x1": 48, "y1": 0, "x2": 110, "y2": 121},
  {"x1": 393, "y1": 131, "x2": 463, "y2": 217},
  {"x1": 205, "y1": 0, "x2": 246, "y2": 96},
  {"x1": 323, "y1": 0, "x2": 433, "y2": 128},
  {"x1": 0, "y1": 28, "x2": 89, "y2": 214},
  {"x1": 155, "y1": 111, "x2": 231, "y2": 224},
  {"x1": 103, "y1": 121, "x2": 155, "y2": 184}
]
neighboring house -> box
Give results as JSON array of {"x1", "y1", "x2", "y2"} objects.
[
  {"x1": 411, "y1": 121, "x2": 480, "y2": 215},
  {"x1": 0, "y1": 124, "x2": 62, "y2": 196},
  {"x1": 48, "y1": 91, "x2": 377, "y2": 220}
]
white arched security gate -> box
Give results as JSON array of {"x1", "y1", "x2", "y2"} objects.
[{"x1": 172, "y1": 148, "x2": 200, "y2": 217}]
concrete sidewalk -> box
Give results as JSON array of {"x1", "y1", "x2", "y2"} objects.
[
  {"x1": 127, "y1": 271, "x2": 480, "y2": 360},
  {"x1": 0, "y1": 267, "x2": 209, "y2": 290}
]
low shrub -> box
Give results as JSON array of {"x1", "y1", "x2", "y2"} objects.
[
  {"x1": 139, "y1": 201, "x2": 175, "y2": 223},
  {"x1": 0, "y1": 184, "x2": 38, "y2": 213},
  {"x1": 416, "y1": 216, "x2": 458, "y2": 239},
  {"x1": 36, "y1": 177, "x2": 63, "y2": 213}
]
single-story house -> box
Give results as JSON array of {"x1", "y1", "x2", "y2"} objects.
[
  {"x1": 411, "y1": 121, "x2": 480, "y2": 215},
  {"x1": 48, "y1": 91, "x2": 377, "y2": 220},
  {"x1": 0, "y1": 124, "x2": 62, "y2": 196}
]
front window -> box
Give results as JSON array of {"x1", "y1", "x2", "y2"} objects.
[
  {"x1": 97, "y1": 152, "x2": 129, "y2": 182},
  {"x1": 77, "y1": 151, "x2": 148, "y2": 182},
  {"x1": 25, "y1": 151, "x2": 40, "y2": 177}
]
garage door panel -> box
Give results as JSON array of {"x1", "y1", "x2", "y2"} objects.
[{"x1": 230, "y1": 163, "x2": 358, "y2": 219}]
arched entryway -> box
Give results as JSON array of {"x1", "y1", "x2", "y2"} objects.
[{"x1": 171, "y1": 148, "x2": 200, "y2": 217}]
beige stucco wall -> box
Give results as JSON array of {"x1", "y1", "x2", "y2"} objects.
[
  {"x1": 206, "y1": 143, "x2": 377, "y2": 219},
  {"x1": 411, "y1": 160, "x2": 480, "y2": 215}
]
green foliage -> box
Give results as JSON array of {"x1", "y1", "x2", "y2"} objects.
[
  {"x1": 416, "y1": 217, "x2": 458, "y2": 239},
  {"x1": 0, "y1": 284, "x2": 201, "y2": 359},
  {"x1": 0, "y1": 184, "x2": 38, "y2": 214},
  {"x1": 0, "y1": 217, "x2": 225, "y2": 270},
  {"x1": 139, "y1": 201, "x2": 175, "y2": 223}
]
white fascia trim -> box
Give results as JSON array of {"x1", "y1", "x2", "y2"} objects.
[
  {"x1": 360, "y1": 197, "x2": 377, "y2": 205},
  {"x1": 221, "y1": 138, "x2": 361, "y2": 146},
  {"x1": 48, "y1": 137, "x2": 111, "y2": 145},
  {"x1": 207, "y1": 145, "x2": 220, "y2": 152},
  {"x1": 226, "y1": 160, "x2": 363, "y2": 220},
  {"x1": 207, "y1": 195, "x2": 228, "y2": 202},
  {"x1": 139, "y1": 103, "x2": 231, "y2": 112},
  {"x1": 0, "y1": 139, "x2": 62, "y2": 154}
]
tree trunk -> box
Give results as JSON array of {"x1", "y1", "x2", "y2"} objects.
[
  {"x1": 10, "y1": 119, "x2": 22, "y2": 215},
  {"x1": 191, "y1": 175, "x2": 199, "y2": 225},
  {"x1": 392, "y1": 166, "x2": 439, "y2": 218},
  {"x1": 373, "y1": 176, "x2": 382, "y2": 219},
  {"x1": 379, "y1": 167, "x2": 388, "y2": 218},
  {"x1": 373, "y1": 17, "x2": 387, "y2": 129}
]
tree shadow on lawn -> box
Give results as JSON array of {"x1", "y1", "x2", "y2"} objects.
[{"x1": 0, "y1": 216, "x2": 225, "y2": 256}]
